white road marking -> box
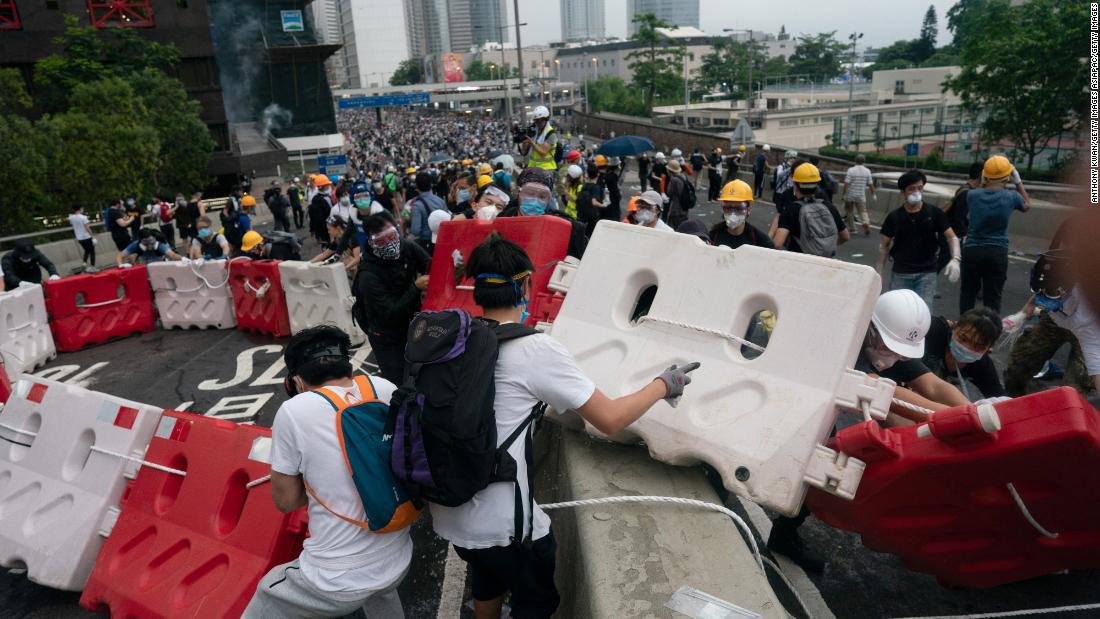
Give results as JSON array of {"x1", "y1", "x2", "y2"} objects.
[
  {"x1": 198, "y1": 344, "x2": 283, "y2": 390},
  {"x1": 436, "y1": 544, "x2": 468, "y2": 619},
  {"x1": 204, "y1": 393, "x2": 273, "y2": 421},
  {"x1": 736, "y1": 498, "x2": 837, "y2": 619}
]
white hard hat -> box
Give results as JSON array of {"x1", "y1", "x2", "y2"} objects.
[
  {"x1": 670, "y1": 148, "x2": 682, "y2": 158},
  {"x1": 532, "y1": 105, "x2": 550, "y2": 120},
  {"x1": 428, "y1": 209, "x2": 451, "y2": 243},
  {"x1": 871, "y1": 289, "x2": 930, "y2": 359},
  {"x1": 292, "y1": 177, "x2": 300, "y2": 183},
  {"x1": 655, "y1": 151, "x2": 666, "y2": 161},
  {"x1": 567, "y1": 164, "x2": 583, "y2": 179},
  {"x1": 763, "y1": 144, "x2": 771, "y2": 152}
]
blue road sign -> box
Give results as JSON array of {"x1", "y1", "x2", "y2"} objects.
[
  {"x1": 905, "y1": 143, "x2": 919, "y2": 156},
  {"x1": 281, "y1": 10, "x2": 304, "y2": 32},
  {"x1": 317, "y1": 154, "x2": 348, "y2": 175},
  {"x1": 336, "y1": 93, "x2": 431, "y2": 109}
]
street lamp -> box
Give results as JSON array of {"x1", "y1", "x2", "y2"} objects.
[{"x1": 844, "y1": 32, "x2": 864, "y2": 149}]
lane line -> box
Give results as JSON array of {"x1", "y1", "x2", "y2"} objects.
[
  {"x1": 435, "y1": 544, "x2": 467, "y2": 619},
  {"x1": 737, "y1": 498, "x2": 837, "y2": 619}
]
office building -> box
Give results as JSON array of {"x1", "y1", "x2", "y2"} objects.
[
  {"x1": 341, "y1": 0, "x2": 409, "y2": 88},
  {"x1": 627, "y1": 0, "x2": 699, "y2": 35},
  {"x1": 405, "y1": 0, "x2": 506, "y2": 57},
  {"x1": 561, "y1": 0, "x2": 605, "y2": 42},
  {"x1": 313, "y1": 0, "x2": 348, "y2": 86}
]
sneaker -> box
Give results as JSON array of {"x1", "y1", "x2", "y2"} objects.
[
  {"x1": 862, "y1": 223, "x2": 871, "y2": 236},
  {"x1": 767, "y1": 525, "x2": 825, "y2": 572}
]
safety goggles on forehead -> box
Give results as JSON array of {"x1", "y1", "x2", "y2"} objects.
[{"x1": 369, "y1": 226, "x2": 399, "y2": 244}]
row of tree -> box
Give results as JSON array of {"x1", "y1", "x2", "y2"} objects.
[{"x1": 0, "y1": 16, "x2": 213, "y2": 234}]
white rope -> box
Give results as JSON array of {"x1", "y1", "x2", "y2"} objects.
[
  {"x1": 247, "y1": 474, "x2": 271, "y2": 489},
  {"x1": 77, "y1": 297, "x2": 125, "y2": 308},
  {"x1": 635, "y1": 315, "x2": 766, "y2": 353},
  {"x1": 0, "y1": 423, "x2": 186, "y2": 477},
  {"x1": 1006, "y1": 482, "x2": 1059, "y2": 538},
  {"x1": 760, "y1": 555, "x2": 816, "y2": 619},
  {"x1": 891, "y1": 398, "x2": 934, "y2": 416},
  {"x1": 893, "y1": 602, "x2": 1100, "y2": 619},
  {"x1": 540, "y1": 495, "x2": 763, "y2": 572}
]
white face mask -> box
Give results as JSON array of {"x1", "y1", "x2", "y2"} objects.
[
  {"x1": 635, "y1": 209, "x2": 656, "y2": 225},
  {"x1": 475, "y1": 205, "x2": 499, "y2": 221},
  {"x1": 724, "y1": 212, "x2": 746, "y2": 229},
  {"x1": 907, "y1": 191, "x2": 922, "y2": 205},
  {"x1": 864, "y1": 345, "x2": 903, "y2": 372}
]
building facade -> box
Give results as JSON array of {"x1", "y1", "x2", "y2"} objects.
[
  {"x1": 561, "y1": 0, "x2": 605, "y2": 42},
  {"x1": 627, "y1": 0, "x2": 699, "y2": 34},
  {"x1": 404, "y1": 0, "x2": 506, "y2": 58},
  {"x1": 312, "y1": 0, "x2": 347, "y2": 86},
  {"x1": 341, "y1": 0, "x2": 409, "y2": 88}
]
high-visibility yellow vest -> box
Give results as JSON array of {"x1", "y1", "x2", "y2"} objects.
[
  {"x1": 564, "y1": 183, "x2": 580, "y2": 219},
  {"x1": 527, "y1": 124, "x2": 558, "y2": 170}
]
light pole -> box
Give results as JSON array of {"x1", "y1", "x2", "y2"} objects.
[
  {"x1": 682, "y1": 50, "x2": 690, "y2": 128},
  {"x1": 723, "y1": 28, "x2": 755, "y2": 125},
  {"x1": 475, "y1": 22, "x2": 527, "y2": 121},
  {"x1": 843, "y1": 31, "x2": 863, "y2": 149},
  {"x1": 514, "y1": 0, "x2": 526, "y2": 114}
]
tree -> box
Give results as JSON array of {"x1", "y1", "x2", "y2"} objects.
[
  {"x1": 465, "y1": 60, "x2": 492, "y2": 81},
  {"x1": 586, "y1": 76, "x2": 648, "y2": 117},
  {"x1": 128, "y1": 69, "x2": 213, "y2": 196},
  {"x1": 695, "y1": 37, "x2": 767, "y2": 98},
  {"x1": 913, "y1": 5, "x2": 938, "y2": 62},
  {"x1": 946, "y1": 0, "x2": 991, "y2": 51},
  {"x1": 625, "y1": 13, "x2": 685, "y2": 112},
  {"x1": 390, "y1": 58, "x2": 422, "y2": 86},
  {"x1": 33, "y1": 14, "x2": 178, "y2": 113},
  {"x1": 0, "y1": 69, "x2": 52, "y2": 234},
  {"x1": 945, "y1": 0, "x2": 1088, "y2": 171},
  {"x1": 788, "y1": 32, "x2": 846, "y2": 82}
]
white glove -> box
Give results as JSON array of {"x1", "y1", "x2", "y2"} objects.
[
  {"x1": 1001, "y1": 311, "x2": 1028, "y2": 334},
  {"x1": 194, "y1": 258, "x2": 205, "y2": 267},
  {"x1": 48, "y1": 274, "x2": 60, "y2": 281},
  {"x1": 942, "y1": 258, "x2": 961, "y2": 283},
  {"x1": 18, "y1": 281, "x2": 35, "y2": 288},
  {"x1": 119, "y1": 262, "x2": 133, "y2": 268},
  {"x1": 974, "y1": 396, "x2": 1011, "y2": 407},
  {"x1": 179, "y1": 257, "x2": 191, "y2": 265},
  {"x1": 91, "y1": 238, "x2": 98, "y2": 246}
]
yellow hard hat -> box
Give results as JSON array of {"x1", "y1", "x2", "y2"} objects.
[
  {"x1": 407, "y1": 166, "x2": 417, "y2": 175},
  {"x1": 595, "y1": 154, "x2": 609, "y2": 167},
  {"x1": 983, "y1": 155, "x2": 1013, "y2": 180},
  {"x1": 738, "y1": 145, "x2": 746, "y2": 152},
  {"x1": 479, "y1": 163, "x2": 492, "y2": 175},
  {"x1": 477, "y1": 174, "x2": 493, "y2": 190},
  {"x1": 719, "y1": 180, "x2": 754, "y2": 203},
  {"x1": 462, "y1": 159, "x2": 473, "y2": 166},
  {"x1": 792, "y1": 162, "x2": 822, "y2": 184},
  {"x1": 240, "y1": 230, "x2": 263, "y2": 252},
  {"x1": 241, "y1": 195, "x2": 257, "y2": 207}
]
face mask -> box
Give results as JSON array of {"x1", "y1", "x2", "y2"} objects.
[
  {"x1": 519, "y1": 297, "x2": 529, "y2": 324},
  {"x1": 949, "y1": 338, "x2": 984, "y2": 364},
  {"x1": 519, "y1": 197, "x2": 547, "y2": 216},
  {"x1": 1035, "y1": 293, "x2": 1064, "y2": 313},
  {"x1": 724, "y1": 212, "x2": 747, "y2": 228},
  {"x1": 339, "y1": 196, "x2": 351, "y2": 207},
  {"x1": 140, "y1": 240, "x2": 158, "y2": 251},
  {"x1": 907, "y1": 191, "x2": 923, "y2": 205},
  {"x1": 456, "y1": 189, "x2": 472, "y2": 203},
  {"x1": 355, "y1": 197, "x2": 371, "y2": 210},
  {"x1": 18, "y1": 255, "x2": 32, "y2": 263},
  {"x1": 476, "y1": 205, "x2": 499, "y2": 221},
  {"x1": 635, "y1": 209, "x2": 656, "y2": 225},
  {"x1": 372, "y1": 183, "x2": 383, "y2": 192},
  {"x1": 198, "y1": 228, "x2": 212, "y2": 239},
  {"x1": 864, "y1": 345, "x2": 903, "y2": 372}
]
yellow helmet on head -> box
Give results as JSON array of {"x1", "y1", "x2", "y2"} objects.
[
  {"x1": 792, "y1": 163, "x2": 822, "y2": 184},
  {"x1": 983, "y1": 155, "x2": 1013, "y2": 181},
  {"x1": 738, "y1": 144, "x2": 747, "y2": 152},
  {"x1": 241, "y1": 230, "x2": 263, "y2": 252},
  {"x1": 595, "y1": 154, "x2": 609, "y2": 167},
  {"x1": 241, "y1": 195, "x2": 257, "y2": 207},
  {"x1": 719, "y1": 180, "x2": 754, "y2": 203},
  {"x1": 477, "y1": 174, "x2": 493, "y2": 190}
]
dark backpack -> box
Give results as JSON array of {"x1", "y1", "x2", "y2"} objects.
[
  {"x1": 387, "y1": 309, "x2": 544, "y2": 544},
  {"x1": 222, "y1": 212, "x2": 244, "y2": 247},
  {"x1": 103, "y1": 208, "x2": 113, "y2": 233},
  {"x1": 795, "y1": 198, "x2": 839, "y2": 257},
  {"x1": 679, "y1": 174, "x2": 697, "y2": 210}
]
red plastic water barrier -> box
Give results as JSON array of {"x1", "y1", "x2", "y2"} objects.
[
  {"x1": 0, "y1": 359, "x2": 10, "y2": 404},
  {"x1": 528, "y1": 291, "x2": 565, "y2": 325},
  {"x1": 80, "y1": 412, "x2": 308, "y2": 618},
  {"x1": 423, "y1": 216, "x2": 571, "y2": 327},
  {"x1": 806, "y1": 387, "x2": 1100, "y2": 588},
  {"x1": 226, "y1": 259, "x2": 291, "y2": 337},
  {"x1": 43, "y1": 266, "x2": 156, "y2": 351}
]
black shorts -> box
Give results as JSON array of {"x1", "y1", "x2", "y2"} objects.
[{"x1": 453, "y1": 533, "x2": 559, "y2": 619}]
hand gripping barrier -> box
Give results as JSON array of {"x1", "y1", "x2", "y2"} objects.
[
  {"x1": 226, "y1": 259, "x2": 291, "y2": 338},
  {"x1": 806, "y1": 387, "x2": 1100, "y2": 588},
  {"x1": 80, "y1": 412, "x2": 309, "y2": 618},
  {"x1": 43, "y1": 267, "x2": 156, "y2": 352},
  {"x1": 0, "y1": 283, "x2": 56, "y2": 374},
  {"x1": 148, "y1": 261, "x2": 236, "y2": 330},
  {"x1": 548, "y1": 222, "x2": 883, "y2": 515},
  {"x1": 278, "y1": 261, "x2": 364, "y2": 346},
  {"x1": 423, "y1": 216, "x2": 572, "y2": 327},
  {"x1": 0, "y1": 378, "x2": 162, "y2": 590}
]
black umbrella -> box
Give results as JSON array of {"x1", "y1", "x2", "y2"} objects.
[
  {"x1": 486, "y1": 149, "x2": 507, "y2": 159},
  {"x1": 597, "y1": 135, "x2": 656, "y2": 157},
  {"x1": 427, "y1": 152, "x2": 452, "y2": 163}
]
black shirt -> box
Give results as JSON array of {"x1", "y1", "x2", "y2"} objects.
[
  {"x1": 881, "y1": 203, "x2": 950, "y2": 274},
  {"x1": 854, "y1": 349, "x2": 931, "y2": 386},
  {"x1": 777, "y1": 198, "x2": 846, "y2": 253},
  {"x1": 921, "y1": 315, "x2": 1005, "y2": 397},
  {"x1": 946, "y1": 186, "x2": 971, "y2": 238},
  {"x1": 710, "y1": 223, "x2": 775, "y2": 250}
]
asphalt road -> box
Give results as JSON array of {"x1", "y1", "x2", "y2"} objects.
[{"x1": 2, "y1": 181, "x2": 1097, "y2": 619}]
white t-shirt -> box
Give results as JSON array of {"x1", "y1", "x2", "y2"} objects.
[
  {"x1": 651, "y1": 218, "x2": 674, "y2": 232},
  {"x1": 271, "y1": 376, "x2": 412, "y2": 593},
  {"x1": 331, "y1": 202, "x2": 356, "y2": 224},
  {"x1": 844, "y1": 165, "x2": 873, "y2": 200},
  {"x1": 430, "y1": 333, "x2": 596, "y2": 549},
  {"x1": 1050, "y1": 288, "x2": 1100, "y2": 376},
  {"x1": 69, "y1": 213, "x2": 91, "y2": 241}
]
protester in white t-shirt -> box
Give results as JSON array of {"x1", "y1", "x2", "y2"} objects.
[
  {"x1": 244, "y1": 326, "x2": 411, "y2": 618},
  {"x1": 631, "y1": 190, "x2": 674, "y2": 231},
  {"x1": 68, "y1": 205, "x2": 97, "y2": 271},
  {"x1": 430, "y1": 234, "x2": 700, "y2": 619}
]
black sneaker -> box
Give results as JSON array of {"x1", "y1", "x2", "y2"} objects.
[{"x1": 767, "y1": 526, "x2": 826, "y2": 572}]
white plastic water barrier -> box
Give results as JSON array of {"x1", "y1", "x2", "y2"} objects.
[
  {"x1": 279, "y1": 261, "x2": 364, "y2": 346},
  {"x1": 147, "y1": 260, "x2": 236, "y2": 329},
  {"x1": 549, "y1": 222, "x2": 886, "y2": 515},
  {"x1": 0, "y1": 283, "x2": 56, "y2": 375},
  {"x1": 0, "y1": 377, "x2": 162, "y2": 590}
]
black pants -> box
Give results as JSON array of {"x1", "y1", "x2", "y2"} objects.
[
  {"x1": 959, "y1": 245, "x2": 1008, "y2": 314},
  {"x1": 454, "y1": 533, "x2": 560, "y2": 619},
  {"x1": 708, "y1": 172, "x2": 722, "y2": 201},
  {"x1": 78, "y1": 238, "x2": 95, "y2": 266},
  {"x1": 272, "y1": 210, "x2": 292, "y2": 232},
  {"x1": 159, "y1": 223, "x2": 176, "y2": 250},
  {"x1": 639, "y1": 170, "x2": 648, "y2": 192},
  {"x1": 291, "y1": 204, "x2": 304, "y2": 228},
  {"x1": 753, "y1": 170, "x2": 765, "y2": 198},
  {"x1": 367, "y1": 330, "x2": 406, "y2": 385}
]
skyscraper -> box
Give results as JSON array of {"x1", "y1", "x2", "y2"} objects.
[
  {"x1": 627, "y1": 0, "x2": 699, "y2": 34},
  {"x1": 312, "y1": 0, "x2": 347, "y2": 85},
  {"x1": 341, "y1": 0, "x2": 410, "y2": 88},
  {"x1": 405, "y1": 0, "x2": 507, "y2": 58},
  {"x1": 561, "y1": 0, "x2": 605, "y2": 42}
]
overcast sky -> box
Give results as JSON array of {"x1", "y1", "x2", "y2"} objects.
[{"x1": 507, "y1": 0, "x2": 958, "y2": 50}]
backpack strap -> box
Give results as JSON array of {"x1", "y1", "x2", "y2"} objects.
[{"x1": 496, "y1": 401, "x2": 548, "y2": 548}]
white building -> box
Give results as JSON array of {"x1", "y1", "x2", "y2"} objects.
[
  {"x1": 312, "y1": 0, "x2": 347, "y2": 86},
  {"x1": 341, "y1": 0, "x2": 410, "y2": 88},
  {"x1": 561, "y1": 0, "x2": 605, "y2": 42}
]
